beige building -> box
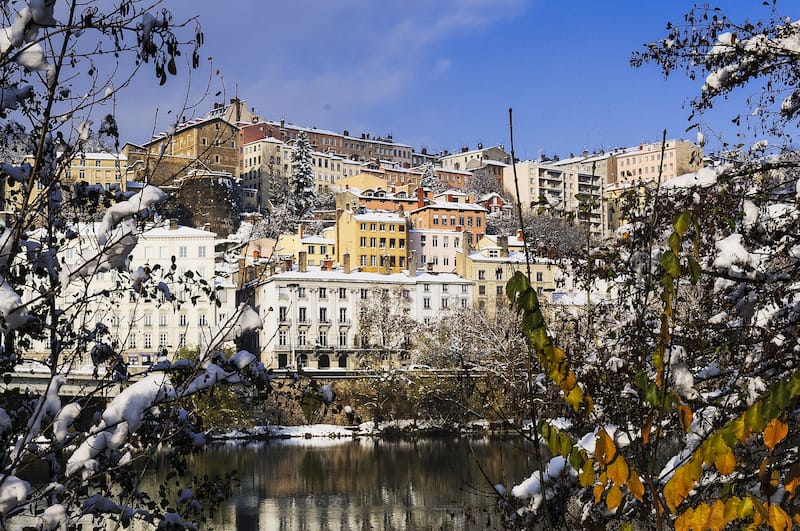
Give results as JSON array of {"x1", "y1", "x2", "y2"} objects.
[
  {"x1": 609, "y1": 139, "x2": 702, "y2": 186},
  {"x1": 439, "y1": 144, "x2": 511, "y2": 172}
]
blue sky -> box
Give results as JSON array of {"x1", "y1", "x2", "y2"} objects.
[{"x1": 117, "y1": 1, "x2": 786, "y2": 159}]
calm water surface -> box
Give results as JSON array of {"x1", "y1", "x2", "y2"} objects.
[{"x1": 150, "y1": 436, "x2": 539, "y2": 530}]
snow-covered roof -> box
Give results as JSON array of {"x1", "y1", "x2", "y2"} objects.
[
  {"x1": 141, "y1": 226, "x2": 217, "y2": 238},
  {"x1": 262, "y1": 266, "x2": 471, "y2": 285},
  {"x1": 352, "y1": 211, "x2": 406, "y2": 222},
  {"x1": 483, "y1": 160, "x2": 509, "y2": 167},
  {"x1": 262, "y1": 120, "x2": 413, "y2": 149},
  {"x1": 300, "y1": 236, "x2": 334, "y2": 245},
  {"x1": 411, "y1": 201, "x2": 487, "y2": 213}
]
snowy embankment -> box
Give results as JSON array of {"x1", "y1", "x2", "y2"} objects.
[{"x1": 210, "y1": 419, "x2": 498, "y2": 441}]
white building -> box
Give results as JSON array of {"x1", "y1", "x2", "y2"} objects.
[
  {"x1": 254, "y1": 267, "x2": 472, "y2": 369},
  {"x1": 44, "y1": 222, "x2": 238, "y2": 367}
]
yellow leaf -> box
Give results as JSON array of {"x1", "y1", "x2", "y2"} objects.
[
  {"x1": 767, "y1": 504, "x2": 792, "y2": 531},
  {"x1": 784, "y1": 462, "x2": 800, "y2": 497},
  {"x1": 579, "y1": 463, "x2": 594, "y2": 488},
  {"x1": 606, "y1": 484, "x2": 622, "y2": 511},
  {"x1": 729, "y1": 415, "x2": 750, "y2": 444},
  {"x1": 686, "y1": 502, "x2": 711, "y2": 529},
  {"x1": 642, "y1": 413, "x2": 653, "y2": 445},
  {"x1": 626, "y1": 472, "x2": 644, "y2": 502},
  {"x1": 677, "y1": 403, "x2": 693, "y2": 433},
  {"x1": 607, "y1": 456, "x2": 630, "y2": 487},
  {"x1": 664, "y1": 464, "x2": 696, "y2": 512},
  {"x1": 674, "y1": 509, "x2": 690, "y2": 531},
  {"x1": 595, "y1": 429, "x2": 616, "y2": 466},
  {"x1": 763, "y1": 417, "x2": 789, "y2": 451},
  {"x1": 565, "y1": 385, "x2": 583, "y2": 412},
  {"x1": 593, "y1": 483, "x2": 605, "y2": 505},
  {"x1": 714, "y1": 445, "x2": 736, "y2": 475},
  {"x1": 706, "y1": 499, "x2": 726, "y2": 531}
]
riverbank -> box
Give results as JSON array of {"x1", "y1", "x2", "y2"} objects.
[{"x1": 208, "y1": 418, "x2": 527, "y2": 441}]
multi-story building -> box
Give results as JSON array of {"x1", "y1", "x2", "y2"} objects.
[
  {"x1": 276, "y1": 225, "x2": 336, "y2": 267},
  {"x1": 239, "y1": 120, "x2": 414, "y2": 167},
  {"x1": 255, "y1": 266, "x2": 472, "y2": 369},
  {"x1": 439, "y1": 144, "x2": 511, "y2": 172},
  {"x1": 503, "y1": 159, "x2": 605, "y2": 238},
  {"x1": 7, "y1": 152, "x2": 127, "y2": 213},
  {"x1": 408, "y1": 197, "x2": 488, "y2": 241},
  {"x1": 30, "y1": 221, "x2": 237, "y2": 365},
  {"x1": 609, "y1": 139, "x2": 702, "y2": 186},
  {"x1": 128, "y1": 116, "x2": 239, "y2": 185},
  {"x1": 407, "y1": 228, "x2": 462, "y2": 273},
  {"x1": 456, "y1": 233, "x2": 569, "y2": 314},
  {"x1": 335, "y1": 209, "x2": 409, "y2": 274}
]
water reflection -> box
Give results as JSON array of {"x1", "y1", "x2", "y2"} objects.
[{"x1": 146, "y1": 436, "x2": 539, "y2": 530}]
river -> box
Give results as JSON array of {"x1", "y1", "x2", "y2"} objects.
[{"x1": 145, "y1": 435, "x2": 540, "y2": 530}]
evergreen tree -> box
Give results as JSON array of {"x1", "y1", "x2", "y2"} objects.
[
  {"x1": 289, "y1": 132, "x2": 316, "y2": 220},
  {"x1": 420, "y1": 162, "x2": 439, "y2": 190}
]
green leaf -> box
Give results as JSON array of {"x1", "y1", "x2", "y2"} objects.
[
  {"x1": 687, "y1": 256, "x2": 701, "y2": 284},
  {"x1": 518, "y1": 288, "x2": 539, "y2": 312},
  {"x1": 659, "y1": 250, "x2": 680, "y2": 278},
  {"x1": 668, "y1": 231, "x2": 681, "y2": 254},
  {"x1": 674, "y1": 210, "x2": 692, "y2": 237},
  {"x1": 506, "y1": 271, "x2": 529, "y2": 303},
  {"x1": 167, "y1": 57, "x2": 177, "y2": 75}
]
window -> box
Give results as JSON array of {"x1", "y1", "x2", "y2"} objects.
[
  {"x1": 159, "y1": 333, "x2": 167, "y2": 348},
  {"x1": 159, "y1": 314, "x2": 168, "y2": 327},
  {"x1": 339, "y1": 330, "x2": 347, "y2": 347},
  {"x1": 144, "y1": 333, "x2": 152, "y2": 349},
  {"x1": 441, "y1": 298, "x2": 448, "y2": 309},
  {"x1": 179, "y1": 334, "x2": 186, "y2": 347},
  {"x1": 318, "y1": 287, "x2": 327, "y2": 298},
  {"x1": 370, "y1": 237, "x2": 376, "y2": 248},
  {"x1": 319, "y1": 307, "x2": 328, "y2": 323},
  {"x1": 198, "y1": 246, "x2": 206, "y2": 258},
  {"x1": 370, "y1": 256, "x2": 376, "y2": 266},
  {"x1": 318, "y1": 330, "x2": 327, "y2": 347},
  {"x1": 299, "y1": 307, "x2": 307, "y2": 323},
  {"x1": 496, "y1": 285, "x2": 504, "y2": 296},
  {"x1": 338, "y1": 287, "x2": 347, "y2": 299},
  {"x1": 179, "y1": 246, "x2": 187, "y2": 258},
  {"x1": 130, "y1": 335, "x2": 137, "y2": 349},
  {"x1": 360, "y1": 288, "x2": 368, "y2": 299},
  {"x1": 179, "y1": 314, "x2": 187, "y2": 326},
  {"x1": 143, "y1": 314, "x2": 152, "y2": 327},
  {"x1": 308, "y1": 245, "x2": 315, "y2": 255},
  {"x1": 442, "y1": 284, "x2": 448, "y2": 293},
  {"x1": 479, "y1": 286, "x2": 486, "y2": 295},
  {"x1": 279, "y1": 306, "x2": 288, "y2": 322},
  {"x1": 424, "y1": 284, "x2": 430, "y2": 292},
  {"x1": 399, "y1": 238, "x2": 405, "y2": 249},
  {"x1": 478, "y1": 270, "x2": 486, "y2": 280},
  {"x1": 360, "y1": 223, "x2": 367, "y2": 231},
  {"x1": 298, "y1": 330, "x2": 306, "y2": 346},
  {"x1": 360, "y1": 237, "x2": 367, "y2": 247},
  {"x1": 432, "y1": 236, "x2": 438, "y2": 247},
  {"x1": 297, "y1": 287, "x2": 306, "y2": 298},
  {"x1": 198, "y1": 314, "x2": 207, "y2": 326},
  {"x1": 496, "y1": 268, "x2": 503, "y2": 280},
  {"x1": 339, "y1": 308, "x2": 347, "y2": 323},
  {"x1": 433, "y1": 215, "x2": 439, "y2": 225},
  {"x1": 454, "y1": 237, "x2": 460, "y2": 248},
  {"x1": 461, "y1": 298, "x2": 468, "y2": 308},
  {"x1": 441, "y1": 216, "x2": 447, "y2": 226},
  {"x1": 443, "y1": 237, "x2": 449, "y2": 248},
  {"x1": 461, "y1": 285, "x2": 468, "y2": 294},
  {"x1": 360, "y1": 255, "x2": 367, "y2": 266},
  {"x1": 467, "y1": 217, "x2": 473, "y2": 227},
  {"x1": 423, "y1": 297, "x2": 431, "y2": 309},
  {"x1": 370, "y1": 223, "x2": 376, "y2": 231},
  {"x1": 278, "y1": 329, "x2": 287, "y2": 346},
  {"x1": 536, "y1": 272, "x2": 544, "y2": 282}
]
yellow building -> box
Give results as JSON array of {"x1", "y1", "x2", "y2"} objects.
[
  {"x1": 456, "y1": 232, "x2": 565, "y2": 314},
  {"x1": 5, "y1": 152, "x2": 127, "y2": 213},
  {"x1": 334, "y1": 173, "x2": 390, "y2": 193},
  {"x1": 335, "y1": 209, "x2": 408, "y2": 273},
  {"x1": 277, "y1": 225, "x2": 336, "y2": 267}
]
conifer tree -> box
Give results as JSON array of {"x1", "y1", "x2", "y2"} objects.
[{"x1": 289, "y1": 132, "x2": 316, "y2": 220}]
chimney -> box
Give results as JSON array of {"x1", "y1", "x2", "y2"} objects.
[
  {"x1": 322, "y1": 259, "x2": 333, "y2": 271},
  {"x1": 343, "y1": 253, "x2": 351, "y2": 274},
  {"x1": 516, "y1": 228, "x2": 523, "y2": 242},
  {"x1": 463, "y1": 231, "x2": 473, "y2": 253},
  {"x1": 202, "y1": 223, "x2": 211, "y2": 231},
  {"x1": 416, "y1": 187, "x2": 424, "y2": 209},
  {"x1": 298, "y1": 251, "x2": 308, "y2": 273},
  {"x1": 298, "y1": 224, "x2": 304, "y2": 240},
  {"x1": 409, "y1": 250, "x2": 417, "y2": 277},
  {"x1": 253, "y1": 249, "x2": 260, "y2": 260},
  {"x1": 169, "y1": 218, "x2": 178, "y2": 230},
  {"x1": 382, "y1": 256, "x2": 390, "y2": 275},
  {"x1": 283, "y1": 257, "x2": 293, "y2": 272},
  {"x1": 498, "y1": 235, "x2": 509, "y2": 258},
  {"x1": 344, "y1": 130, "x2": 349, "y2": 137}
]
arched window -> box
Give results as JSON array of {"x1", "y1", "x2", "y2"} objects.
[{"x1": 318, "y1": 354, "x2": 330, "y2": 369}]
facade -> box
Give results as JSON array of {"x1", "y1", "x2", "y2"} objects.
[
  {"x1": 131, "y1": 116, "x2": 239, "y2": 185},
  {"x1": 408, "y1": 199, "x2": 488, "y2": 241},
  {"x1": 407, "y1": 228, "x2": 462, "y2": 273},
  {"x1": 335, "y1": 209, "x2": 409, "y2": 274},
  {"x1": 456, "y1": 237, "x2": 568, "y2": 314},
  {"x1": 609, "y1": 139, "x2": 702, "y2": 186},
  {"x1": 439, "y1": 145, "x2": 511, "y2": 172},
  {"x1": 255, "y1": 268, "x2": 472, "y2": 369},
  {"x1": 276, "y1": 225, "x2": 336, "y2": 267},
  {"x1": 32, "y1": 223, "x2": 237, "y2": 365}
]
